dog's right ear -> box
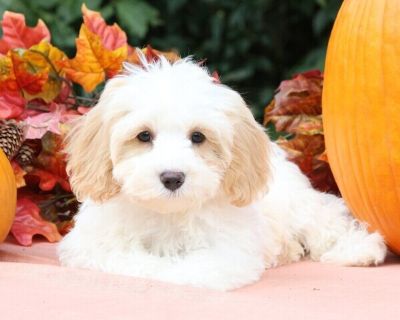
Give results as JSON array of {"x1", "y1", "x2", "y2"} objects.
[{"x1": 65, "y1": 79, "x2": 126, "y2": 202}]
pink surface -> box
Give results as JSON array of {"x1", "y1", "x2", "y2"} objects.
[{"x1": 1, "y1": 238, "x2": 400, "y2": 320}]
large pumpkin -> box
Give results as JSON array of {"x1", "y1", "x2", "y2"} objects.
[
  {"x1": 0, "y1": 149, "x2": 16, "y2": 243},
  {"x1": 323, "y1": 0, "x2": 400, "y2": 253}
]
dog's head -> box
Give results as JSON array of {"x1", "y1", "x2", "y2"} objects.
[{"x1": 66, "y1": 56, "x2": 270, "y2": 213}]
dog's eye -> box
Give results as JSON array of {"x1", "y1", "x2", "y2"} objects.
[
  {"x1": 137, "y1": 131, "x2": 152, "y2": 143},
  {"x1": 191, "y1": 131, "x2": 205, "y2": 144}
]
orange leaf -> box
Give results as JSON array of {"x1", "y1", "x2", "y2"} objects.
[
  {"x1": 82, "y1": 4, "x2": 127, "y2": 51},
  {"x1": 10, "y1": 49, "x2": 48, "y2": 95},
  {"x1": 63, "y1": 5, "x2": 128, "y2": 92},
  {"x1": 11, "y1": 161, "x2": 26, "y2": 188},
  {"x1": 0, "y1": 11, "x2": 50, "y2": 54},
  {"x1": 11, "y1": 197, "x2": 62, "y2": 246},
  {"x1": 0, "y1": 53, "x2": 18, "y2": 92},
  {"x1": 127, "y1": 45, "x2": 181, "y2": 65},
  {"x1": 9, "y1": 42, "x2": 68, "y2": 102}
]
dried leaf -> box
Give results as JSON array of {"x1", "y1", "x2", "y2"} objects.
[
  {"x1": 265, "y1": 70, "x2": 339, "y2": 195},
  {"x1": 63, "y1": 5, "x2": 128, "y2": 92},
  {"x1": 265, "y1": 70, "x2": 323, "y2": 118},
  {"x1": 127, "y1": 45, "x2": 180, "y2": 65},
  {"x1": 0, "y1": 11, "x2": 50, "y2": 54},
  {"x1": 9, "y1": 42, "x2": 67, "y2": 102},
  {"x1": 268, "y1": 114, "x2": 323, "y2": 135},
  {"x1": 0, "y1": 54, "x2": 18, "y2": 92},
  {"x1": 11, "y1": 197, "x2": 62, "y2": 246},
  {"x1": 0, "y1": 91, "x2": 25, "y2": 119},
  {"x1": 11, "y1": 161, "x2": 26, "y2": 188},
  {"x1": 277, "y1": 135, "x2": 339, "y2": 195},
  {"x1": 27, "y1": 132, "x2": 70, "y2": 192}
]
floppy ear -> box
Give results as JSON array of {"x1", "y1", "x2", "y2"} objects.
[
  {"x1": 65, "y1": 82, "x2": 125, "y2": 202},
  {"x1": 222, "y1": 107, "x2": 270, "y2": 207}
]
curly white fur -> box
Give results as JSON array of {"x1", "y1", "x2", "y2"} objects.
[{"x1": 58, "y1": 56, "x2": 386, "y2": 291}]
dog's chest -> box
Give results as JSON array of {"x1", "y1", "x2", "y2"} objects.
[{"x1": 138, "y1": 214, "x2": 212, "y2": 257}]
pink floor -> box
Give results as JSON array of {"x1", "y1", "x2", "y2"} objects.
[{"x1": 1, "y1": 237, "x2": 400, "y2": 320}]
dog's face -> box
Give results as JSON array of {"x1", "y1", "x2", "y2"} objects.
[{"x1": 66, "y1": 58, "x2": 270, "y2": 213}]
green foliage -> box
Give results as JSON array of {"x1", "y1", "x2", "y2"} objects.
[{"x1": 0, "y1": 0, "x2": 342, "y2": 121}]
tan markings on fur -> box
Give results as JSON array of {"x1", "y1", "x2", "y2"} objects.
[
  {"x1": 65, "y1": 78, "x2": 127, "y2": 202},
  {"x1": 192, "y1": 127, "x2": 231, "y2": 176},
  {"x1": 223, "y1": 107, "x2": 270, "y2": 207}
]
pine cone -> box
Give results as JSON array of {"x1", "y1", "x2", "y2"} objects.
[
  {"x1": 15, "y1": 142, "x2": 36, "y2": 166},
  {"x1": 0, "y1": 121, "x2": 24, "y2": 160}
]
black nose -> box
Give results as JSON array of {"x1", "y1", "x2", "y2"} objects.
[{"x1": 160, "y1": 171, "x2": 185, "y2": 191}]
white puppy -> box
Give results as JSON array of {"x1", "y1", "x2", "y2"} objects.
[{"x1": 58, "y1": 56, "x2": 386, "y2": 290}]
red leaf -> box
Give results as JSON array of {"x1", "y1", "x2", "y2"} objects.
[
  {"x1": 11, "y1": 197, "x2": 62, "y2": 246},
  {"x1": 0, "y1": 11, "x2": 50, "y2": 54},
  {"x1": 10, "y1": 49, "x2": 48, "y2": 95},
  {"x1": 127, "y1": 45, "x2": 181, "y2": 66},
  {"x1": 82, "y1": 4, "x2": 127, "y2": 51},
  {"x1": 25, "y1": 132, "x2": 71, "y2": 192},
  {"x1": 0, "y1": 91, "x2": 25, "y2": 119},
  {"x1": 265, "y1": 70, "x2": 323, "y2": 117},
  {"x1": 27, "y1": 168, "x2": 71, "y2": 192}
]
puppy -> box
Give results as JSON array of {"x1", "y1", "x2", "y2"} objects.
[{"x1": 58, "y1": 56, "x2": 386, "y2": 290}]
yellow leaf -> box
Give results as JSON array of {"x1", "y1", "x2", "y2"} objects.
[{"x1": 63, "y1": 6, "x2": 128, "y2": 92}]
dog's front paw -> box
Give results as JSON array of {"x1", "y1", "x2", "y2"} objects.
[{"x1": 320, "y1": 231, "x2": 386, "y2": 266}]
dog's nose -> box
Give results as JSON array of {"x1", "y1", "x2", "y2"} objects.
[{"x1": 160, "y1": 171, "x2": 185, "y2": 191}]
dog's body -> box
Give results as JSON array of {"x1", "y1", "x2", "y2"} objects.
[{"x1": 59, "y1": 56, "x2": 386, "y2": 290}]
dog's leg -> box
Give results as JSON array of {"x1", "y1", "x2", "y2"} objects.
[
  {"x1": 295, "y1": 190, "x2": 386, "y2": 266},
  {"x1": 261, "y1": 145, "x2": 387, "y2": 266}
]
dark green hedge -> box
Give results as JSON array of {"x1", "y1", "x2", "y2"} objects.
[{"x1": 0, "y1": 0, "x2": 342, "y2": 120}]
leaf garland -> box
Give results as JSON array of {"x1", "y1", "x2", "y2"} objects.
[{"x1": 0, "y1": 5, "x2": 180, "y2": 246}]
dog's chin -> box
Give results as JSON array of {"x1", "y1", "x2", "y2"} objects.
[{"x1": 128, "y1": 194, "x2": 204, "y2": 214}]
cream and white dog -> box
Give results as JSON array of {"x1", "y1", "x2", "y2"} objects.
[{"x1": 58, "y1": 56, "x2": 386, "y2": 290}]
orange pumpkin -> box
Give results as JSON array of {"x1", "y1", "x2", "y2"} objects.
[
  {"x1": 323, "y1": 0, "x2": 400, "y2": 253},
  {"x1": 0, "y1": 149, "x2": 16, "y2": 243}
]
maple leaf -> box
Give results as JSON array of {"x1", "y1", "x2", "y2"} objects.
[
  {"x1": 267, "y1": 114, "x2": 323, "y2": 135},
  {"x1": 277, "y1": 135, "x2": 339, "y2": 194},
  {"x1": 0, "y1": 11, "x2": 50, "y2": 54},
  {"x1": 9, "y1": 42, "x2": 68, "y2": 102},
  {"x1": 127, "y1": 45, "x2": 181, "y2": 65},
  {"x1": 11, "y1": 196, "x2": 62, "y2": 246},
  {"x1": 63, "y1": 5, "x2": 128, "y2": 92},
  {"x1": 25, "y1": 132, "x2": 70, "y2": 192},
  {"x1": 0, "y1": 54, "x2": 18, "y2": 92},
  {"x1": 0, "y1": 91, "x2": 25, "y2": 119},
  {"x1": 24, "y1": 103, "x2": 79, "y2": 139},
  {"x1": 11, "y1": 161, "x2": 26, "y2": 188},
  {"x1": 265, "y1": 70, "x2": 323, "y2": 118},
  {"x1": 264, "y1": 70, "x2": 339, "y2": 195}
]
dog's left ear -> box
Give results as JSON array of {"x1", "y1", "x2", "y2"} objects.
[{"x1": 222, "y1": 105, "x2": 270, "y2": 207}]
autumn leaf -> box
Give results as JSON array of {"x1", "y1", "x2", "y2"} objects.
[
  {"x1": 25, "y1": 132, "x2": 70, "y2": 192},
  {"x1": 264, "y1": 70, "x2": 339, "y2": 195},
  {"x1": 127, "y1": 45, "x2": 181, "y2": 65},
  {"x1": 267, "y1": 114, "x2": 323, "y2": 135},
  {"x1": 9, "y1": 42, "x2": 68, "y2": 102},
  {"x1": 0, "y1": 91, "x2": 25, "y2": 119},
  {"x1": 277, "y1": 135, "x2": 339, "y2": 194},
  {"x1": 265, "y1": 70, "x2": 323, "y2": 118},
  {"x1": 11, "y1": 161, "x2": 26, "y2": 188},
  {"x1": 11, "y1": 196, "x2": 62, "y2": 246},
  {"x1": 0, "y1": 11, "x2": 50, "y2": 54},
  {"x1": 63, "y1": 5, "x2": 128, "y2": 92},
  {"x1": 0, "y1": 53, "x2": 18, "y2": 92}
]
